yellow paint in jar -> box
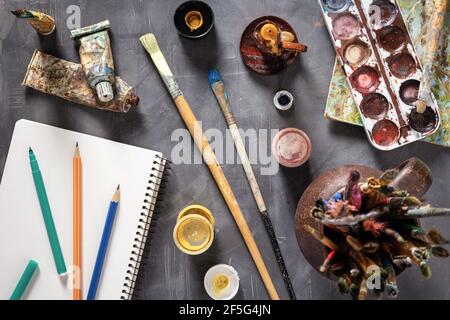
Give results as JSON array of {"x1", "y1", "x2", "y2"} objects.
[
  {"x1": 185, "y1": 10, "x2": 203, "y2": 31},
  {"x1": 173, "y1": 205, "x2": 215, "y2": 255},
  {"x1": 213, "y1": 274, "x2": 230, "y2": 297}
]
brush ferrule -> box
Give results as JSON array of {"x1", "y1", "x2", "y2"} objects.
[{"x1": 162, "y1": 75, "x2": 183, "y2": 99}]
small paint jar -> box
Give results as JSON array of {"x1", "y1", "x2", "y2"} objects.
[
  {"x1": 273, "y1": 90, "x2": 294, "y2": 111},
  {"x1": 272, "y1": 128, "x2": 312, "y2": 168},
  {"x1": 173, "y1": 204, "x2": 215, "y2": 255},
  {"x1": 174, "y1": 1, "x2": 214, "y2": 39},
  {"x1": 204, "y1": 264, "x2": 240, "y2": 300}
]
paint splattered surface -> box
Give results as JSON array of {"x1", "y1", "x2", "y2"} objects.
[{"x1": 325, "y1": 0, "x2": 450, "y2": 147}]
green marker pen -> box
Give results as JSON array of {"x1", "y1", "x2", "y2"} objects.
[
  {"x1": 29, "y1": 148, "x2": 67, "y2": 275},
  {"x1": 10, "y1": 260, "x2": 39, "y2": 300}
]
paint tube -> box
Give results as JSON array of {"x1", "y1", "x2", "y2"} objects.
[
  {"x1": 22, "y1": 50, "x2": 138, "y2": 112},
  {"x1": 70, "y1": 20, "x2": 115, "y2": 103}
]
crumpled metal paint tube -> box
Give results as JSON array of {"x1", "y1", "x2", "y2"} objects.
[{"x1": 22, "y1": 50, "x2": 139, "y2": 112}]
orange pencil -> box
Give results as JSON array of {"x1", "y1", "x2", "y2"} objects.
[{"x1": 73, "y1": 142, "x2": 82, "y2": 299}]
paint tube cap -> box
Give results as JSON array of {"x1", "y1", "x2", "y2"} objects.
[
  {"x1": 273, "y1": 90, "x2": 294, "y2": 111},
  {"x1": 96, "y1": 81, "x2": 114, "y2": 102}
]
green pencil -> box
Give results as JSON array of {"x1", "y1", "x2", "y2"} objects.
[
  {"x1": 29, "y1": 147, "x2": 67, "y2": 275},
  {"x1": 10, "y1": 260, "x2": 39, "y2": 300}
]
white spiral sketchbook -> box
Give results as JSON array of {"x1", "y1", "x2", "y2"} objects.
[{"x1": 0, "y1": 119, "x2": 166, "y2": 300}]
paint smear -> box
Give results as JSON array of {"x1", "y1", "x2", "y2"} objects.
[
  {"x1": 343, "y1": 40, "x2": 370, "y2": 66},
  {"x1": 350, "y1": 66, "x2": 381, "y2": 94},
  {"x1": 388, "y1": 53, "x2": 416, "y2": 79},
  {"x1": 372, "y1": 119, "x2": 399, "y2": 146},
  {"x1": 360, "y1": 93, "x2": 389, "y2": 120},
  {"x1": 379, "y1": 26, "x2": 407, "y2": 52},
  {"x1": 409, "y1": 106, "x2": 438, "y2": 133},
  {"x1": 369, "y1": 0, "x2": 398, "y2": 28},
  {"x1": 399, "y1": 79, "x2": 420, "y2": 105},
  {"x1": 332, "y1": 13, "x2": 360, "y2": 40},
  {"x1": 322, "y1": 0, "x2": 350, "y2": 13}
]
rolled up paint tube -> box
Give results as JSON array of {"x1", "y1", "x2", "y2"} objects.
[{"x1": 22, "y1": 50, "x2": 138, "y2": 112}]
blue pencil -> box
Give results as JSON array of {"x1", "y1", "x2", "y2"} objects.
[{"x1": 87, "y1": 185, "x2": 120, "y2": 300}]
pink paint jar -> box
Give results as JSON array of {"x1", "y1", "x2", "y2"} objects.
[{"x1": 272, "y1": 128, "x2": 312, "y2": 168}]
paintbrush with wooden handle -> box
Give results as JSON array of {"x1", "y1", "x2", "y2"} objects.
[
  {"x1": 416, "y1": 0, "x2": 447, "y2": 113},
  {"x1": 208, "y1": 69, "x2": 296, "y2": 300},
  {"x1": 139, "y1": 33, "x2": 280, "y2": 300}
]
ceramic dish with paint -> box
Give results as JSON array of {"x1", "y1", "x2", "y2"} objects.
[
  {"x1": 318, "y1": 0, "x2": 440, "y2": 150},
  {"x1": 204, "y1": 264, "x2": 240, "y2": 300},
  {"x1": 240, "y1": 16, "x2": 304, "y2": 75},
  {"x1": 272, "y1": 128, "x2": 312, "y2": 168}
]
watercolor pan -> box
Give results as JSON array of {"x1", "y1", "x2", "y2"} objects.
[{"x1": 318, "y1": 0, "x2": 440, "y2": 150}]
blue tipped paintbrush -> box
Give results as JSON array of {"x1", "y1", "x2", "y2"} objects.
[{"x1": 208, "y1": 68, "x2": 296, "y2": 300}]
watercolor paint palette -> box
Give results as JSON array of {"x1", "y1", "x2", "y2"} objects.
[{"x1": 318, "y1": 0, "x2": 441, "y2": 150}]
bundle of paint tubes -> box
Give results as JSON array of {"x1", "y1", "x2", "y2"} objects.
[{"x1": 305, "y1": 169, "x2": 450, "y2": 300}]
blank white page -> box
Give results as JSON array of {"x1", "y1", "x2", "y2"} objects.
[{"x1": 0, "y1": 119, "x2": 163, "y2": 300}]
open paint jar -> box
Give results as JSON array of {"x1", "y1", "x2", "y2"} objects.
[
  {"x1": 272, "y1": 128, "x2": 312, "y2": 168},
  {"x1": 173, "y1": 204, "x2": 215, "y2": 255},
  {"x1": 204, "y1": 264, "x2": 240, "y2": 300},
  {"x1": 174, "y1": 1, "x2": 214, "y2": 39}
]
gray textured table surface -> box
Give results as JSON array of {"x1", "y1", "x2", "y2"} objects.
[{"x1": 1, "y1": 0, "x2": 449, "y2": 300}]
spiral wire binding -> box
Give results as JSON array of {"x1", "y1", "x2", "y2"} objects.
[{"x1": 120, "y1": 155, "x2": 170, "y2": 299}]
